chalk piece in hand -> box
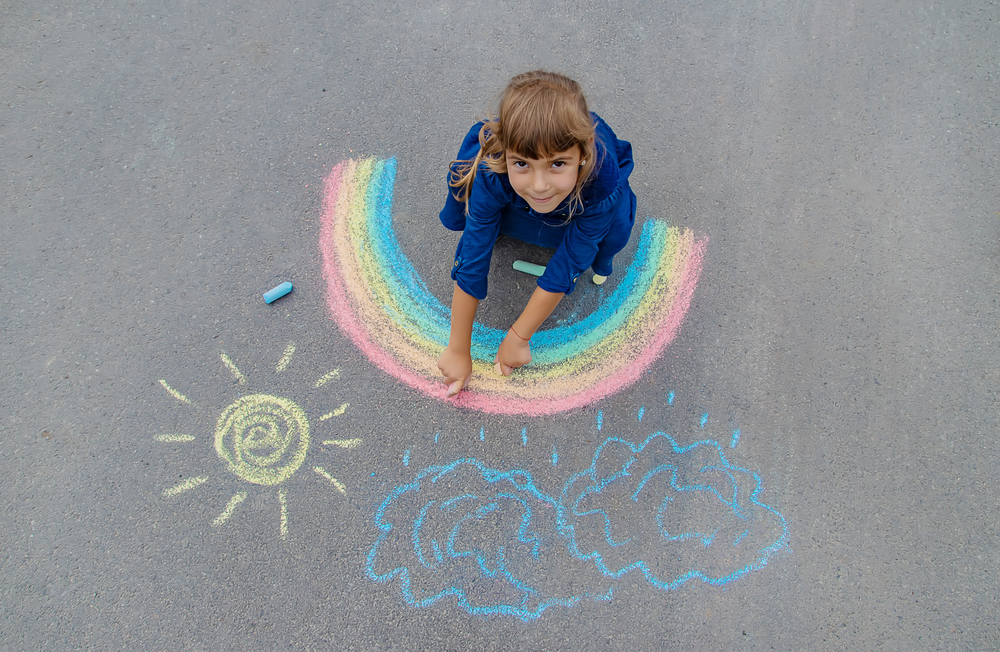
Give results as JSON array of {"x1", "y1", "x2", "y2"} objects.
[
  {"x1": 513, "y1": 260, "x2": 546, "y2": 277},
  {"x1": 263, "y1": 281, "x2": 293, "y2": 303}
]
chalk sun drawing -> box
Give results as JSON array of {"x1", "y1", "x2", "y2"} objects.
[
  {"x1": 367, "y1": 410, "x2": 788, "y2": 620},
  {"x1": 320, "y1": 157, "x2": 707, "y2": 416},
  {"x1": 155, "y1": 344, "x2": 360, "y2": 538}
]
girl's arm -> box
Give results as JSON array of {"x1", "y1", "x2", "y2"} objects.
[
  {"x1": 495, "y1": 287, "x2": 564, "y2": 376},
  {"x1": 437, "y1": 283, "x2": 480, "y2": 397}
]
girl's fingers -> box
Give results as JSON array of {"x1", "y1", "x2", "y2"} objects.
[
  {"x1": 493, "y1": 355, "x2": 517, "y2": 376},
  {"x1": 446, "y1": 378, "x2": 467, "y2": 397}
]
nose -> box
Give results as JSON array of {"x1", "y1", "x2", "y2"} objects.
[{"x1": 529, "y1": 169, "x2": 548, "y2": 192}]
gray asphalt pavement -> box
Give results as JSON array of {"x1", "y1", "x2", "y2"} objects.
[{"x1": 2, "y1": 0, "x2": 998, "y2": 649}]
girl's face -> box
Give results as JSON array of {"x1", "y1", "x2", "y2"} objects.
[{"x1": 505, "y1": 145, "x2": 582, "y2": 214}]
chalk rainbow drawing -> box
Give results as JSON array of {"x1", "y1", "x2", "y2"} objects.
[
  {"x1": 320, "y1": 157, "x2": 707, "y2": 416},
  {"x1": 366, "y1": 410, "x2": 789, "y2": 620},
  {"x1": 155, "y1": 345, "x2": 361, "y2": 538}
]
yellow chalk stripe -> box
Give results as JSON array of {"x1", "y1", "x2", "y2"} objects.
[
  {"x1": 159, "y1": 380, "x2": 191, "y2": 404},
  {"x1": 276, "y1": 342, "x2": 295, "y2": 373},
  {"x1": 219, "y1": 352, "x2": 247, "y2": 385},
  {"x1": 314, "y1": 370, "x2": 340, "y2": 388},
  {"x1": 278, "y1": 488, "x2": 288, "y2": 539},
  {"x1": 314, "y1": 466, "x2": 346, "y2": 495},
  {"x1": 212, "y1": 491, "x2": 246, "y2": 526},
  {"x1": 155, "y1": 434, "x2": 196, "y2": 443},
  {"x1": 323, "y1": 438, "x2": 363, "y2": 449},
  {"x1": 319, "y1": 403, "x2": 348, "y2": 421},
  {"x1": 348, "y1": 160, "x2": 439, "y2": 356},
  {"x1": 345, "y1": 164, "x2": 440, "y2": 366},
  {"x1": 338, "y1": 162, "x2": 456, "y2": 376},
  {"x1": 339, "y1": 161, "x2": 435, "y2": 366},
  {"x1": 163, "y1": 475, "x2": 208, "y2": 497}
]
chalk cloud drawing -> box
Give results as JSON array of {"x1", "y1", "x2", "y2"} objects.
[
  {"x1": 155, "y1": 344, "x2": 360, "y2": 537},
  {"x1": 366, "y1": 459, "x2": 614, "y2": 621},
  {"x1": 367, "y1": 411, "x2": 788, "y2": 620},
  {"x1": 320, "y1": 157, "x2": 708, "y2": 416},
  {"x1": 558, "y1": 432, "x2": 788, "y2": 590}
]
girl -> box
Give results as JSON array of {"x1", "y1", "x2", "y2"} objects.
[{"x1": 437, "y1": 70, "x2": 637, "y2": 397}]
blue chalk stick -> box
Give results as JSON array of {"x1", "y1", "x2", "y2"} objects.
[
  {"x1": 263, "y1": 281, "x2": 293, "y2": 303},
  {"x1": 513, "y1": 260, "x2": 546, "y2": 277}
]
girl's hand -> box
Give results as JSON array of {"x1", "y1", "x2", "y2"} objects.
[
  {"x1": 494, "y1": 330, "x2": 532, "y2": 376},
  {"x1": 438, "y1": 346, "x2": 473, "y2": 397}
]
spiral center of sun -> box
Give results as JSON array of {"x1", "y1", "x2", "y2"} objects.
[{"x1": 214, "y1": 394, "x2": 310, "y2": 486}]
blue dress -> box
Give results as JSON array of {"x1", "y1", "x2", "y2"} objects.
[{"x1": 439, "y1": 113, "x2": 637, "y2": 300}]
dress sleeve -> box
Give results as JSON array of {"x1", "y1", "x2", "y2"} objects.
[{"x1": 450, "y1": 168, "x2": 508, "y2": 300}]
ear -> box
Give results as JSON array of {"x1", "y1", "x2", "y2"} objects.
[{"x1": 581, "y1": 138, "x2": 595, "y2": 165}]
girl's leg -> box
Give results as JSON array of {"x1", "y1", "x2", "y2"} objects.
[{"x1": 591, "y1": 192, "x2": 637, "y2": 278}]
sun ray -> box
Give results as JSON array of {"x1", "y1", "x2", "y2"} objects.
[
  {"x1": 323, "y1": 438, "x2": 363, "y2": 449},
  {"x1": 213, "y1": 491, "x2": 247, "y2": 526},
  {"x1": 163, "y1": 476, "x2": 208, "y2": 497},
  {"x1": 155, "y1": 434, "x2": 196, "y2": 443},
  {"x1": 278, "y1": 488, "x2": 288, "y2": 539},
  {"x1": 314, "y1": 466, "x2": 346, "y2": 495},
  {"x1": 220, "y1": 352, "x2": 247, "y2": 385},
  {"x1": 319, "y1": 403, "x2": 349, "y2": 421},
  {"x1": 276, "y1": 342, "x2": 295, "y2": 373},
  {"x1": 313, "y1": 370, "x2": 340, "y2": 388},
  {"x1": 159, "y1": 380, "x2": 191, "y2": 404}
]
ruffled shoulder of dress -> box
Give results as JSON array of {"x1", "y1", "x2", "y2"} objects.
[
  {"x1": 583, "y1": 175, "x2": 625, "y2": 216},
  {"x1": 580, "y1": 114, "x2": 626, "y2": 208},
  {"x1": 451, "y1": 122, "x2": 514, "y2": 206},
  {"x1": 472, "y1": 164, "x2": 512, "y2": 204},
  {"x1": 459, "y1": 121, "x2": 486, "y2": 151}
]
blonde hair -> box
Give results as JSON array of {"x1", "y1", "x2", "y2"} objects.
[{"x1": 450, "y1": 71, "x2": 598, "y2": 218}]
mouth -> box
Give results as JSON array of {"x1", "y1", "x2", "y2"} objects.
[{"x1": 530, "y1": 195, "x2": 554, "y2": 204}]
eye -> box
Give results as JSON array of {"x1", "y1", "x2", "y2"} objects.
[
  {"x1": 551, "y1": 160, "x2": 567, "y2": 169},
  {"x1": 511, "y1": 160, "x2": 528, "y2": 169}
]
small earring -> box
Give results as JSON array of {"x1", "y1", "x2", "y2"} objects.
[{"x1": 580, "y1": 160, "x2": 586, "y2": 165}]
